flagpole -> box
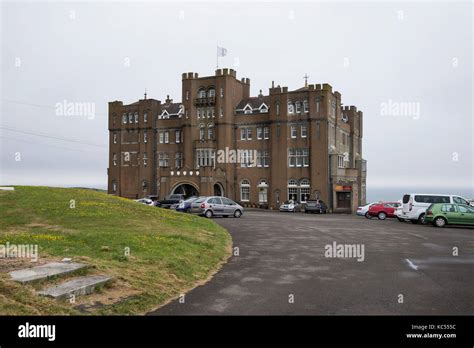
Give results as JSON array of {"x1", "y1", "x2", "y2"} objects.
[{"x1": 216, "y1": 46, "x2": 219, "y2": 69}]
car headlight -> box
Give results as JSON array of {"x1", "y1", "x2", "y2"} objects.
[{"x1": 178, "y1": 203, "x2": 184, "y2": 208}]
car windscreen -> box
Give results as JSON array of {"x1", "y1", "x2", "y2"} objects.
[
  {"x1": 402, "y1": 195, "x2": 410, "y2": 204},
  {"x1": 194, "y1": 197, "x2": 206, "y2": 203}
]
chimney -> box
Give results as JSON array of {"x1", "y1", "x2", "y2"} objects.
[{"x1": 165, "y1": 95, "x2": 172, "y2": 104}]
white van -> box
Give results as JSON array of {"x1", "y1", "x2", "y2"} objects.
[{"x1": 401, "y1": 193, "x2": 472, "y2": 224}]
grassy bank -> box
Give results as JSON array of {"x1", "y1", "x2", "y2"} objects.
[{"x1": 0, "y1": 186, "x2": 232, "y2": 315}]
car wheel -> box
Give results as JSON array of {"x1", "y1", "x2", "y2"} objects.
[
  {"x1": 234, "y1": 210, "x2": 242, "y2": 218},
  {"x1": 205, "y1": 210, "x2": 213, "y2": 218},
  {"x1": 397, "y1": 217, "x2": 405, "y2": 222},
  {"x1": 418, "y1": 213, "x2": 426, "y2": 225},
  {"x1": 434, "y1": 216, "x2": 446, "y2": 227},
  {"x1": 378, "y1": 212, "x2": 387, "y2": 220},
  {"x1": 365, "y1": 212, "x2": 372, "y2": 219}
]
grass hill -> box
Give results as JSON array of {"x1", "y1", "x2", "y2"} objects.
[{"x1": 0, "y1": 186, "x2": 231, "y2": 315}]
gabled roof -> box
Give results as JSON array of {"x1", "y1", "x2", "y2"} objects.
[
  {"x1": 161, "y1": 102, "x2": 182, "y2": 115},
  {"x1": 235, "y1": 96, "x2": 270, "y2": 113}
]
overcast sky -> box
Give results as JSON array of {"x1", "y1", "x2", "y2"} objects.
[{"x1": 1, "y1": 1, "x2": 472, "y2": 199}]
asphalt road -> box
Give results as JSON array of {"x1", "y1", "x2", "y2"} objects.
[{"x1": 150, "y1": 211, "x2": 474, "y2": 315}]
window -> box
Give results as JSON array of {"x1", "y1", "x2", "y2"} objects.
[
  {"x1": 264, "y1": 126, "x2": 269, "y2": 139},
  {"x1": 199, "y1": 125, "x2": 205, "y2": 140},
  {"x1": 197, "y1": 108, "x2": 201, "y2": 118},
  {"x1": 291, "y1": 126, "x2": 297, "y2": 138},
  {"x1": 220, "y1": 107, "x2": 223, "y2": 117},
  {"x1": 258, "y1": 179, "x2": 268, "y2": 203},
  {"x1": 338, "y1": 155, "x2": 345, "y2": 168},
  {"x1": 260, "y1": 105, "x2": 268, "y2": 113},
  {"x1": 143, "y1": 132, "x2": 147, "y2": 143},
  {"x1": 196, "y1": 149, "x2": 215, "y2": 167},
  {"x1": 175, "y1": 152, "x2": 183, "y2": 168},
  {"x1": 122, "y1": 114, "x2": 127, "y2": 124},
  {"x1": 276, "y1": 102, "x2": 280, "y2": 116},
  {"x1": 113, "y1": 132, "x2": 117, "y2": 144},
  {"x1": 141, "y1": 180, "x2": 148, "y2": 192},
  {"x1": 240, "y1": 180, "x2": 250, "y2": 201},
  {"x1": 220, "y1": 87, "x2": 224, "y2": 97},
  {"x1": 288, "y1": 186, "x2": 298, "y2": 201},
  {"x1": 144, "y1": 112, "x2": 148, "y2": 123},
  {"x1": 288, "y1": 149, "x2": 309, "y2": 167},
  {"x1": 316, "y1": 100, "x2": 320, "y2": 113},
  {"x1": 288, "y1": 102, "x2": 294, "y2": 114},
  {"x1": 112, "y1": 153, "x2": 117, "y2": 166},
  {"x1": 458, "y1": 205, "x2": 473, "y2": 213},
  {"x1": 198, "y1": 89, "x2": 206, "y2": 98},
  {"x1": 453, "y1": 196, "x2": 469, "y2": 205},
  {"x1": 143, "y1": 153, "x2": 148, "y2": 166},
  {"x1": 175, "y1": 130, "x2": 181, "y2": 143},
  {"x1": 244, "y1": 104, "x2": 252, "y2": 114},
  {"x1": 240, "y1": 127, "x2": 252, "y2": 140},
  {"x1": 128, "y1": 113, "x2": 133, "y2": 123},
  {"x1": 159, "y1": 132, "x2": 164, "y2": 144},
  {"x1": 303, "y1": 100, "x2": 309, "y2": 113},
  {"x1": 185, "y1": 91, "x2": 189, "y2": 101},
  {"x1": 301, "y1": 125, "x2": 307, "y2": 138},
  {"x1": 164, "y1": 131, "x2": 169, "y2": 143},
  {"x1": 112, "y1": 180, "x2": 117, "y2": 192},
  {"x1": 257, "y1": 127, "x2": 263, "y2": 140},
  {"x1": 208, "y1": 124, "x2": 214, "y2": 140},
  {"x1": 207, "y1": 108, "x2": 212, "y2": 118},
  {"x1": 158, "y1": 153, "x2": 169, "y2": 167},
  {"x1": 208, "y1": 88, "x2": 215, "y2": 98},
  {"x1": 134, "y1": 112, "x2": 139, "y2": 123},
  {"x1": 288, "y1": 149, "x2": 296, "y2": 167},
  {"x1": 295, "y1": 101, "x2": 301, "y2": 113},
  {"x1": 300, "y1": 188, "x2": 310, "y2": 202},
  {"x1": 441, "y1": 204, "x2": 456, "y2": 213},
  {"x1": 240, "y1": 150, "x2": 254, "y2": 167},
  {"x1": 257, "y1": 150, "x2": 269, "y2": 167}
]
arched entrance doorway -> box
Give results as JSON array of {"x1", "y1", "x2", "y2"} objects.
[
  {"x1": 171, "y1": 183, "x2": 199, "y2": 198},
  {"x1": 213, "y1": 183, "x2": 224, "y2": 197}
]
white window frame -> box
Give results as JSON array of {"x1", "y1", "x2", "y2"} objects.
[
  {"x1": 291, "y1": 125, "x2": 297, "y2": 138},
  {"x1": 257, "y1": 127, "x2": 263, "y2": 140},
  {"x1": 164, "y1": 131, "x2": 169, "y2": 143},
  {"x1": 301, "y1": 125, "x2": 307, "y2": 138},
  {"x1": 175, "y1": 130, "x2": 181, "y2": 143},
  {"x1": 159, "y1": 132, "x2": 164, "y2": 144},
  {"x1": 264, "y1": 126, "x2": 269, "y2": 139},
  {"x1": 240, "y1": 180, "x2": 250, "y2": 202}
]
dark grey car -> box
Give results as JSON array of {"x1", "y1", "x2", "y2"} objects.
[{"x1": 190, "y1": 196, "x2": 244, "y2": 218}]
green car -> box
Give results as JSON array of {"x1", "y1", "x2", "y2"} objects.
[{"x1": 425, "y1": 203, "x2": 474, "y2": 227}]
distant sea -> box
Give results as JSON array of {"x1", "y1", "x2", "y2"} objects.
[{"x1": 367, "y1": 187, "x2": 474, "y2": 203}]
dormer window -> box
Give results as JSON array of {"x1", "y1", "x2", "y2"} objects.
[
  {"x1": 259, "y1": 103, "x2": 269, "y2": 113},
  {"x1": 243, "y1": 104, "x2": 252, "y2": 114}
]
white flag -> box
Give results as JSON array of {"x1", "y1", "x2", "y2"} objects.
[{"x1": 217, "y1": 46, "x2": 228, "y2": 57}]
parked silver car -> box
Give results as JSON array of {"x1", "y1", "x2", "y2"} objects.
[{"x1": 190, "y1": 196, "x2": 244, "y2": 218}]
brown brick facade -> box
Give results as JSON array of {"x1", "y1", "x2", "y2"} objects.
[{"x1": 107, "y1": 68, "x2": 367, "y2": 212}]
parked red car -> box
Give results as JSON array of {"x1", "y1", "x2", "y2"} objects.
[{"x1": 367, "y1": 202, "x2": 401, "y2": 220}]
